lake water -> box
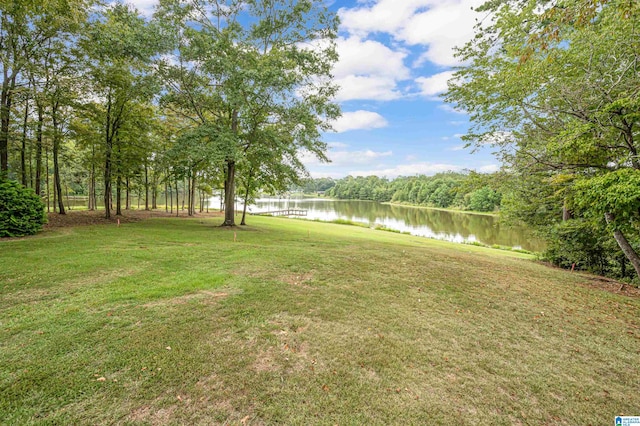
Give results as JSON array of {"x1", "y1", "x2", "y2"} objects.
[{"x1": 249, "y1": 198, "x2": 545, "y2": 252}]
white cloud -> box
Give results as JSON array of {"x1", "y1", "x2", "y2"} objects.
[
  {"x1": 332, "y1": 110, "x2": 388, "y2": 132},
  {"x1": 339, "y1": 0, "x2": 485, "y2": 67},
  {"x1": 448, "y1": 145, "x2": 466, "y2": 151},
  {"x1": 339, "y1": 0, "x2": 431, "y2": 37},
  {"x1": 334, "y1": 36, "x2": 409, "y2": 80},
  {"x1": 349, "y1": 162, "x2": 463, "y2": 178},
  {"x1": 401, "y1": 0, "x2": 486, "y2": 67},
  {"x1": 125, "y1": 0, "x2": 157, "y2": 16},
  {"x1": 478, "y1": 164, "x2": 499, "y2": 173},
  {"x1": 415, "y1": 70, "x2": 456, "y2": 98},
  {"x1": 332, "y1": 149, "x2": 393, "y2": 165},
  {"x1": 335, "y1": 75, "x2": 402, "y2": 101},
  {"x1": 300, "y1": 148, "x2": 393, "y2": 168},
  {"x1": 333, "y1": 36, "x2": 410, "y2": 101}
]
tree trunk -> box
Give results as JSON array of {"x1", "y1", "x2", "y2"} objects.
[
  {"x1": 241, "y1": 168, "x2": 254, "y2": 226},
  {"x1": 191, "y1": 172, "x2": 197, "y2": 216},
  {"x1": 175, "y1": 178, "x2": 179, "y2": 217},
  {"x1": 64, "y1": 181, "x2": 70, "y2": 211},
  {"x1": 116, "y1": 175, "x2": 122, "y2": 216},
  {"x1": 52, "y1": 102, "x2": 65, "y2": 215},
  {"x1": 91, "y1": 159, "x2": 97, "y2": 210},
  {"x1": 223, "y1": 110, "x2": 238, "y2": 226},
  {"x1": 88, "y1": 169, "x2": 94, "y2": 210},
  {"x1": 0, "y1": 74, "x2": 14, "y2": 173},
  {"x1": 165, "y1": 180, "x2": 168, "y2": 212},
  {"x1": 28, "y1": 144, "x2": 32, "y2": 187},
  {"x1": 152, "y1": 171, "x2": 158, "y2": 210},
  {"x1": 126, "y1": 177, "x2": 130, "y2": 210},
  {"x1": 182, "y1": 178, "x2": 186, "y2": 211},
  {"x1": 104, "y1": 95, "x2": 113, "y2": 219},
  {"x1": 20, "y1": 95, "x2": 29, "y2": 186},
  {"x1": 223, "y1": 160, "x2": 236, "y2": 226},
  {"x1": 144, "y1": 163, "x2": 149, "y2": 211},
  {"x1": 186, "y1": 171, "x2": 192, "y2": 216},
  {"x1": 45, "y1": 148, "x2": 50, "y2": 212},
  {"x1": 104, "y1": 153, "x2": 112, "y2": 218},
  {"x1": 169, "y1": 178, "x2": 173, "y2": 214},
  {"x1": 35, "y1": 103, "x2": 43, "y2": 196},
  {"x1": 605, "y1": 212, "x2": 640, "y2": 280},
  {"x1": 241, "y1": 184, "x2": 250, "y2": 225}
]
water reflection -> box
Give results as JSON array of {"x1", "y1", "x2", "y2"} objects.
[{"x1": 248, "y1": 198, "x2": 544, "y2": 252}]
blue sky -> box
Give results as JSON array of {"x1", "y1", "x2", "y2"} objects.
[{"x1": 130, "y1": 0, "x2": 497, "y2": 178}]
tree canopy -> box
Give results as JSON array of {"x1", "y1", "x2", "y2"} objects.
[
  {"x1": 446, "y1": 0, "x2": 640, "y2": 279},
  {"x1": 0, "y1": 0, "x2": 340, "y2": 225}
]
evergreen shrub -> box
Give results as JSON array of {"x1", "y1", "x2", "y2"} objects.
[{"x1": 0, "y1": 178, "x2": 47, "y2": 237}]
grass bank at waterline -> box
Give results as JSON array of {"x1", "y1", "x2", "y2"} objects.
[{"x1": 1, "y1": 213, "x2": 639, "y2": 424}]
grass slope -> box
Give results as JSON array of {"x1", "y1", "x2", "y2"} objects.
[{"x1": 1, "y1": 214, "x2": 639, "y2": 425}]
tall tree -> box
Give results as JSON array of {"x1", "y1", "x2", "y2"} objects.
[
  {"x1": 156, "y1": 0, "x2": 340, "y2": 226},
  {"x1": 445, "y1": 0, "x2": 640, "y2": 277},
  {"x1": 81, "y1": 4, "x2": 159, "y2": 218},
  {"x1": 0, "y1": 0, "x2": 89, "y2": 174}
]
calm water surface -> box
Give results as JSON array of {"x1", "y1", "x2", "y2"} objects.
[{"x1": 250, "y1": 198, "x2": 545, "y2": 252}]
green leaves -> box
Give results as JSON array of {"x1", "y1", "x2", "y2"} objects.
[
  {"x1": 445, "y1": 0, "x2": 640, "y2": 278},
  {"x1": 574, "y1": 170, "x2": 640, "y2": 230},
  {"x1": 0, "y1": 178, "x2": 46, "y2": 237}
]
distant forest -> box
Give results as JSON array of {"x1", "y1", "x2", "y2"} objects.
[{"x1": 295, "y1": 172, "x2": 503, "y2": 213}]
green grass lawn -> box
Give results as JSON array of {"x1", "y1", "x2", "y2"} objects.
[{"x1": 1, "y1": 214, "x2": 639, "y2": 425}]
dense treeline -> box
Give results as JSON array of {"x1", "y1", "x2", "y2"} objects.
[
  {"x1": 0, "y1": 0, "x2": 339, "y2": 225},
  {"x1": 300, "y1": 172, "x2": 503, "y2": 213},
  {"x1": 446, "y1": 0, "x2": 640, "y2": 282}
]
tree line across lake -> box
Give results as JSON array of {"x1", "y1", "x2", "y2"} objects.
[{"x1": 296, "y1": 172, "x2": 502, "y2": 213}]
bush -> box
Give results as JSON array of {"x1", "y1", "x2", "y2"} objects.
[
  {"x1": 0, "y1": 178, "x2": 47, "y2": 237},
  {"x1": 542, "y1": 218, "x2": 614, "y2": 276}
]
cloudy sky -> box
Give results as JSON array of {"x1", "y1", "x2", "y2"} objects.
[{"x1": 130, "y1": 0, "x2": 497, "y2": 178}]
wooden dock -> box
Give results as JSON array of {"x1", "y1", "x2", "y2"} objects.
[{"x1": 253, "y1": 209, "x2": 308, "y2": 217}]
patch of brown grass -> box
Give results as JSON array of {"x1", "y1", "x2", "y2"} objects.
[
  {"x1": 280, "y1": 272, "x2": 315, "y2": 288},
  {"x1": 142, "y1": 289, "x2": 237, "y2": 308},
  {"x1": 44, "y1": 209, "x2": 223, "y2": 229}
]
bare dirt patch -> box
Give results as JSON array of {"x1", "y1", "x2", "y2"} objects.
[
  {"x1": 128, "y1": 401, "x2": 177, "y2": 425},
  {"x1": 281, "y1": 272, "x2": 314, "y2": 288},
  {"x1": 578, "y1": 275, "x2": 640, "y2": 298}
]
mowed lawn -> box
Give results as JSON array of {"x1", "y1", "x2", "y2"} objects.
[{"x1": 1, "y1": 214, "x2": 639, "y2": 425}]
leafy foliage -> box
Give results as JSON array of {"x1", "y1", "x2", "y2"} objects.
[
  {"x1": 468, "y1": 187, "x2": 502, "y2": 212},
  {"x1": 445, "y1": 0, "x2": 640, "y2": 280},
  {"x1": 0, "y1": 178, "x2": 46, "y2": 237},
  {"x1": 323, "y1": 173, "x2": 503, "y2": 212},
  {"x1": 574, "y1": 169, "x2": 640, "y2": 232}
]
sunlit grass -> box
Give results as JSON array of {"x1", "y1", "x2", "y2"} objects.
[{"x1": 1, "y1": 214, "x2": 638, "y2": 424}]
